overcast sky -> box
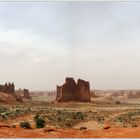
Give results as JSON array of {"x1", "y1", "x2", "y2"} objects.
[{"x1": 0, "y1": 2, "x2": 140, "y2": 90}]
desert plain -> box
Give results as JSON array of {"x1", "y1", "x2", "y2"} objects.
[{"x1": 0, "y1": 88, "x2": 140, "y2": 138}]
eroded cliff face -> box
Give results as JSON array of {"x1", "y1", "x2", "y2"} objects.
[
  {"x1": 75, "y1": 79, "x2": 91, "y2": 102},
  {"x1": 56, "y1": 78, "x2": 91, "y2": 102}
]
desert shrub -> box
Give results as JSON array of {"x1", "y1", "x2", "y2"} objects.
[
  {"x1": 1, "y1": 113, "x2": 7, "y2": 119},
  {"x1": 36, "y1": 117, "x2": 45, "y2": 128},
  {"x1": 65, "y1": 122, "x2": 72, "y2": 128},
  {"x1": 73, "y1": 112, "x2": 85, "y2": 120},
  {"x1": 12, "y1": 111, "x2": 19, "y2": 117},
  {"x1": 116, "y1": 117, "x2": 123, "y2": 122},
  {"x1": 131, "y1": 123, "x2": 138, "y2": 127},
  {"x1": 0, "y1": 107, "x2": 8, "y2": 113},
  {"x1": 5, "y1": 112, "x2": 10, "y2": 116},
  {"x1": 80, "y1": 127, "x2": 87, "y2": 130},
  {"x1": 34, "y1": 113, "x2": 39, "y2": 120},
  {"x1": 115, "y1": 101, "x2": 121, "y2": 104},
  {"x1": 97, "y1": 116, "x2": 105, "y2": 122},
  {"x1": 34, "y1": 113, "x2": 45, "y2": 128},
  {"x1": 27, "y1": 108, "x2": 31, "y2": 112},
  {"x1": 123, "y1": 124, "x2": 127, "y2": 127},
  {"x1": 12, "y1": 106, "x2": 15, "y2": 109},
  {"x1": 16, "y1": 98, "x2": 23, "y2": 102},
  {"x1": 20, "y1": 121, "x2": 31, "y2": 129},
  {"x1": 57, "y1": 117, "x2": 62, "y2": 122},
  {"x1": 57, "y1": 110, "x2": 61, "y2": 115},
  {"x1": 11, "y1": 124, "x2": 16, "y2": 128},
  {"x1": 16, "y1": 109, "x2": 20, "y2": 113}
]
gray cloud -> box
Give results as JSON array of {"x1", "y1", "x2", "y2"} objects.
[{"x1": 0, "y1": 2, "x2": 140, "y2": 90}]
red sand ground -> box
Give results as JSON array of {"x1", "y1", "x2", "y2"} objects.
[
  {"x1": 0, "y1": 114, "x2": 139, "y2": 138},
  {"x1": 0, "y1": 127, "x2": 140, "y2": 138}
]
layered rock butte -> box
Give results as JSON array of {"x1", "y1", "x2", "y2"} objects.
[
  {"x1": 0, "y1": 82, "x2": 31, "y2": 101},
  {"x1": 56, "y1": 77, "x2": 91, "y2": 102},
  {"x1": 0, "y1": 82, "x2": 15, "y2": 94}
]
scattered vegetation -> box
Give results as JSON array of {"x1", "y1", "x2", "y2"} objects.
[
  {"x1": 1, "y1": 113, "x2": 7, "y2": 119},
  {"x1": 20, "y1": 121, "x2": 31, "y2": 129},
  {"x1": 34, "y1": 113, "x2": 46, "y2": 128},
  {"x1": 1, "y1": 100, "x2": 140, "y2": 131},
  {"x1": 80, "y1": 127, "x2": 87, "y2": 130},
  {"x1": 115, "y1": 101, "x2": 121, "y2": 104},
  {"x1": 43, "y1": 109, "x2": 109, "y2": 128},
  {"x1": 0, "y1": 106, "x2": 33, "y2": 120},
  {"x1": 114, "y1": 110, "x2": 140, "y2": 127},
  {"x1": 11, "y1": 124, "x2": 16, "y2": 128},
  {"x1": 73, "y1": 112, "x2": 86, "y2": 120}
]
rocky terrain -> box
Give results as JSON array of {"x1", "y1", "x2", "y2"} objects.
[
  {"x1": 0, "y1": 80, "x2": 140, "y2": 137},
  {"x1": 94, "y1": 90, "x2": 140, "y2": 103},
  {"x1": 0, "y1": 101, "x2": 140, "y2": 138}
]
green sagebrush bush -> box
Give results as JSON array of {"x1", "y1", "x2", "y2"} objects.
[
  {"x1": 34, "y1": 113, "x2": 45, "y2": 128},
  {"x1": 20, "y1": 121, "x2": 31, "y2": 129}
]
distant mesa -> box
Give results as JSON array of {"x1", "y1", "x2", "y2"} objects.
[{"x1": 56, "y1": 77, "x2": 91, "y2": 102}]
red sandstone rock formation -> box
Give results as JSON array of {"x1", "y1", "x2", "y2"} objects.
[
  {"x1": 15, "y1": 88, "x2": 31, "y2": 99},
  {"x1": 75, "y1": 79, "x2": 91, "y2": 102},
  {"x1": 23, "y1": 89, "x2": 31, "y2": 99},
  {"x1": 56, "y1": 78, "x2": 91, "y2": 102},
  {"x1": 0, "y1": 82, "x2": 15, "y2": 93}
]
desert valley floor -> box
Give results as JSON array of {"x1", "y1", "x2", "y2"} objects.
[{"x1": 0, "y1": 94, "x2": 140, "y2": 138}]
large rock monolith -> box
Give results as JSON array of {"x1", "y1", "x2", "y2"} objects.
[
  {"x1": 23, "y1": 89, "x2": 31, "y2": 99},
  {"x1": 56, "y1": 77, "x2": 91, "y2": 102},
  {"x1": 0, "y1": 82, "x2": 15, "y2": 93}
]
